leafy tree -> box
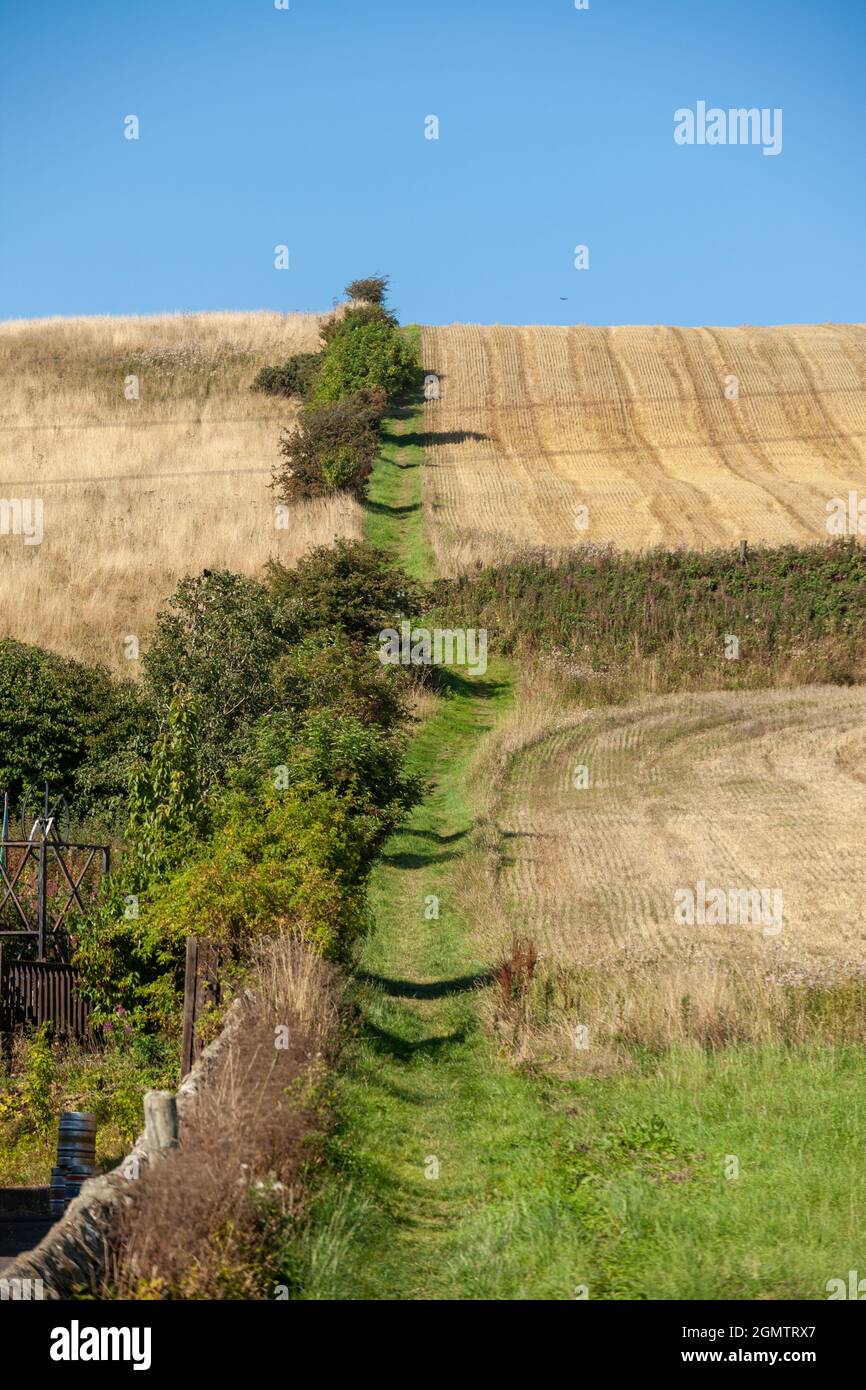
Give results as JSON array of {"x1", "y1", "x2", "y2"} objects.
[
  {"x1": 142, "y1": 570, "x2": 288, "y2": 786},
  {"x1": 75, "y1": 691, "x2": 211, "y2": 1027},
  {"x1": 345, "y1": 274, "x2": 389, "y2": 304},
  {"x1": 312, "y1": 321, "x2": 419, "y2": 404},
  {"x1": 126, "y1": 691, "x2": 209, "y2": 878},
  {"x1": 266, "y1": 539, "x2": 425, "y2": 641},
  {"x1": 0, "y1": 637, "x2": 153, "y2": 816}
]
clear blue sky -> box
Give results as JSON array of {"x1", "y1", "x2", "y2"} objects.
[{"x1": 1, "y1": 0, "x2": 863, "y2": 326}]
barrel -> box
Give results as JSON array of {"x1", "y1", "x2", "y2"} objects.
[
  {"x1": 56, "y1": 1111, "x2": 96, "y2": 1168},
  {"x1": 63, "y1": 1165, "x2": 95, "y2": 1205},
  {"x1": 55, "y1": 1112, "x2": 98, "y2": 1213},
  {"x1": 49, "y1": 1165, "x2": 67, "y2": 1218}
]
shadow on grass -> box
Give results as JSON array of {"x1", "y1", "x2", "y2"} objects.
[
  {"x1": 395, "y1": 429, "x2": 491, "y2": 449},
  {"x1": 435, "y1": 668, "x2": 510, "y2": 701},
  {"x1": 361, "y1": 1019, "x2": 470, "y2": 1062},
  {"x1": 362, "y1": 496, "x2": 421, "y2": 517},
  {"x1": 389, "y1": 826, "x2": 468, "y2": 846},
  {"x1": 357, "y1": 968, "x2": 494, "y2": 1001},
  {"x1": 380, "y1": 846, "x2": 462, "y2": 869}
]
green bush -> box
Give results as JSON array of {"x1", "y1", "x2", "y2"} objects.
[
  {"x1": 78, "y1": 781, "x2": 372, "y2": 1032},
  {"x1": 245, "y1": 709, "x2": 424, "y2": 864},
  {"x1": 320, "y1": 303, "x2": 398, "y2": 348},
  {"x1": 250, "y1": 352, "x2": 323, "y2": 399},
  {"x1": 74, "y1": 691, "x2": 211, "y2": 1025},
  {"x1": 143, "y1": 570, "x2": 289, "y2": 786},
  {"x1": 312, "y1": 321, "x2": 419, "y2": 404},
  {"x1": 20, "y1": 1025, "x2": 56, "y2": 1135},
  {"x1": 142, "y1": 784, "x2": 371, "y2": 967},
  {"x1": 267, "y1": 539, "x2": 425, "y2": 642},
  {"x1": 271, "y1": 628, "x2": 409, "y2": 730},
  {"x1": 272, "y1": 392, "x2": 386, "y2": 501},
  {"x1": 0, "y1": 637, "x2": 153, "y2": 816},
  {"x1": 126, "y1": 692, "x2": 210, "y2": 878}
]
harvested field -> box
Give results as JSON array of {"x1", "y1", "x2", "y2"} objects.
[
  {"x1": 421, "y1": 324, "x2": 866, "y2": 570},
  {"x1": 482, "y1": 685, "x2": 866, "y2": 990},
  {"x1": 0, "y1": 311, "x2": 362, "y2": 672}
]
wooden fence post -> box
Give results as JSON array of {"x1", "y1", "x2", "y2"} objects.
[
  {"x1": 0, "y1": 942, "x2": 5, "y2": 1072},
  {"x1": 143, "y1": 1090, "x2": 179, "y2": 1154},
  {"x1": 180, "y1": 936, "x2": 199, "y2": 1079},
  {"x1": 180, "y1": 936, "x2": 221, "y2": 1080}
]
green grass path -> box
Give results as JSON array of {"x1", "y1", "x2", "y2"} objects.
[
  {"x1": 302, "y1": 657, "x2": 598, "y2": 1300},
  {"x1": 300, "y1": 368, "x2": 589, "y2": 1298},
  {"x1": 362, "y1": 325, "x2": 433, "y2": 582}
]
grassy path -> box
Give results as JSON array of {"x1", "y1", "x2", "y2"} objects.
[
  {"x1": 300, "y1": 658, "x2": 594, "y2": 1300},
  {"x1": 297, "y1": 365, "x2": 581, "y2": 1298},
  {"x1": 362, "y1": 326, "x2": 434, "y2": 582}
]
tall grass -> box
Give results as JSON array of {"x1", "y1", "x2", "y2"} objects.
[
  {"x1": 106, "y1": 937, "x2": 340, "y2": 1300},
  {"x1": 0, "y1": 311, "x2": 363, "y2": 672},
  {"x1": 432, "y1": 540, "x2": 866, "y2": 698}
]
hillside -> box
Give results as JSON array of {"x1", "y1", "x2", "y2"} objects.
[
  {"x1": 0, "y1": 312, "x2": 362, "y2": 672},
  {"x1": 421, "y1": 323, "x2": 866, "y2": 569}
]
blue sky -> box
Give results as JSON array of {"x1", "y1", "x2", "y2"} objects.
[{"x1": 1, "y1": 0, "x2": 863, "y2": 326}]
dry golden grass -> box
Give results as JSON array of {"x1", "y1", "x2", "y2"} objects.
[
  {"x1": 468, "y1": 683, "x2": 866, "y2": 1055},
  {"x1": 422, "y1": 323, "x2": 866, "y2": 571},
  {"x1": 0, "y1": 311, "x2": 363, "y2": 672},
  {"x1": 110, "y1": 935, "x2": 340, "y2": 1300}
]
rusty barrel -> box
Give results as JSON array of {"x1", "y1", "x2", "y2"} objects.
[{"x1": 55, "y1": 1111, "x2": 98, "y2": 1212}]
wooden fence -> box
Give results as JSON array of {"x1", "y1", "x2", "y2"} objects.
[{"x1": 0, "y1": 946, "x2": 92, "y2": 1044}]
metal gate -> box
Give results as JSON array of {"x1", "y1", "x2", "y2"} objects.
[{"x1": 0, "y1": 784, "x2": 109, "y2": 961}]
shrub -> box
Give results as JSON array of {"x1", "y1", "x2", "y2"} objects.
[
  {"x1": 320, "y1": 303, "x2": 398, "y2": 347},
  {"x1": 271, "y1": 628, "x2": 409, "y2": 730},
  {"x1": 431, "y1": 540, "x2": 866, "y2": 697},
  {"x1": 143, "y1": 570, "x2": 289, "y2": 785},
  {"x1": 19, "y1": 1025, "x2": 56, "y2": 1135},
  {"x1": 79, "y1": 778, "x2": 371, "y2": 1034},
  {"x1": 250, "y1": 352, "x2": 323, "y2": 399},
  {"x1": 0, "y1": 638, "x2": 153, "y2": 816},
  {"x1": 345, "y1": 274, "x2": 389, "y2": 305},
  {"x1": 266, "y1": 539, "x2": 425, "y2": 641},
  {"x1": 272, "y1": 392, "x2": 385, "y2": 502},
  {"x1": 139, "y1": 783, "x2": 371, "y2": 971},
  {"x1": 245, "y1": 710, "x2": 425, "y2": 863},
  {"x1": 312, "y1": 321, "x2": 419, "y2": 404},
  {"x1": 126, "y1": 691, "x2": 210, "y2": 878},
  {"x1": 74, "y1": 692, "x2": 211, "y2": 1027}
]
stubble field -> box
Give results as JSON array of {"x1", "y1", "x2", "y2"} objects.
[{"x1": 421, "y1": 323, "x2": 866, "y2": 570}]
